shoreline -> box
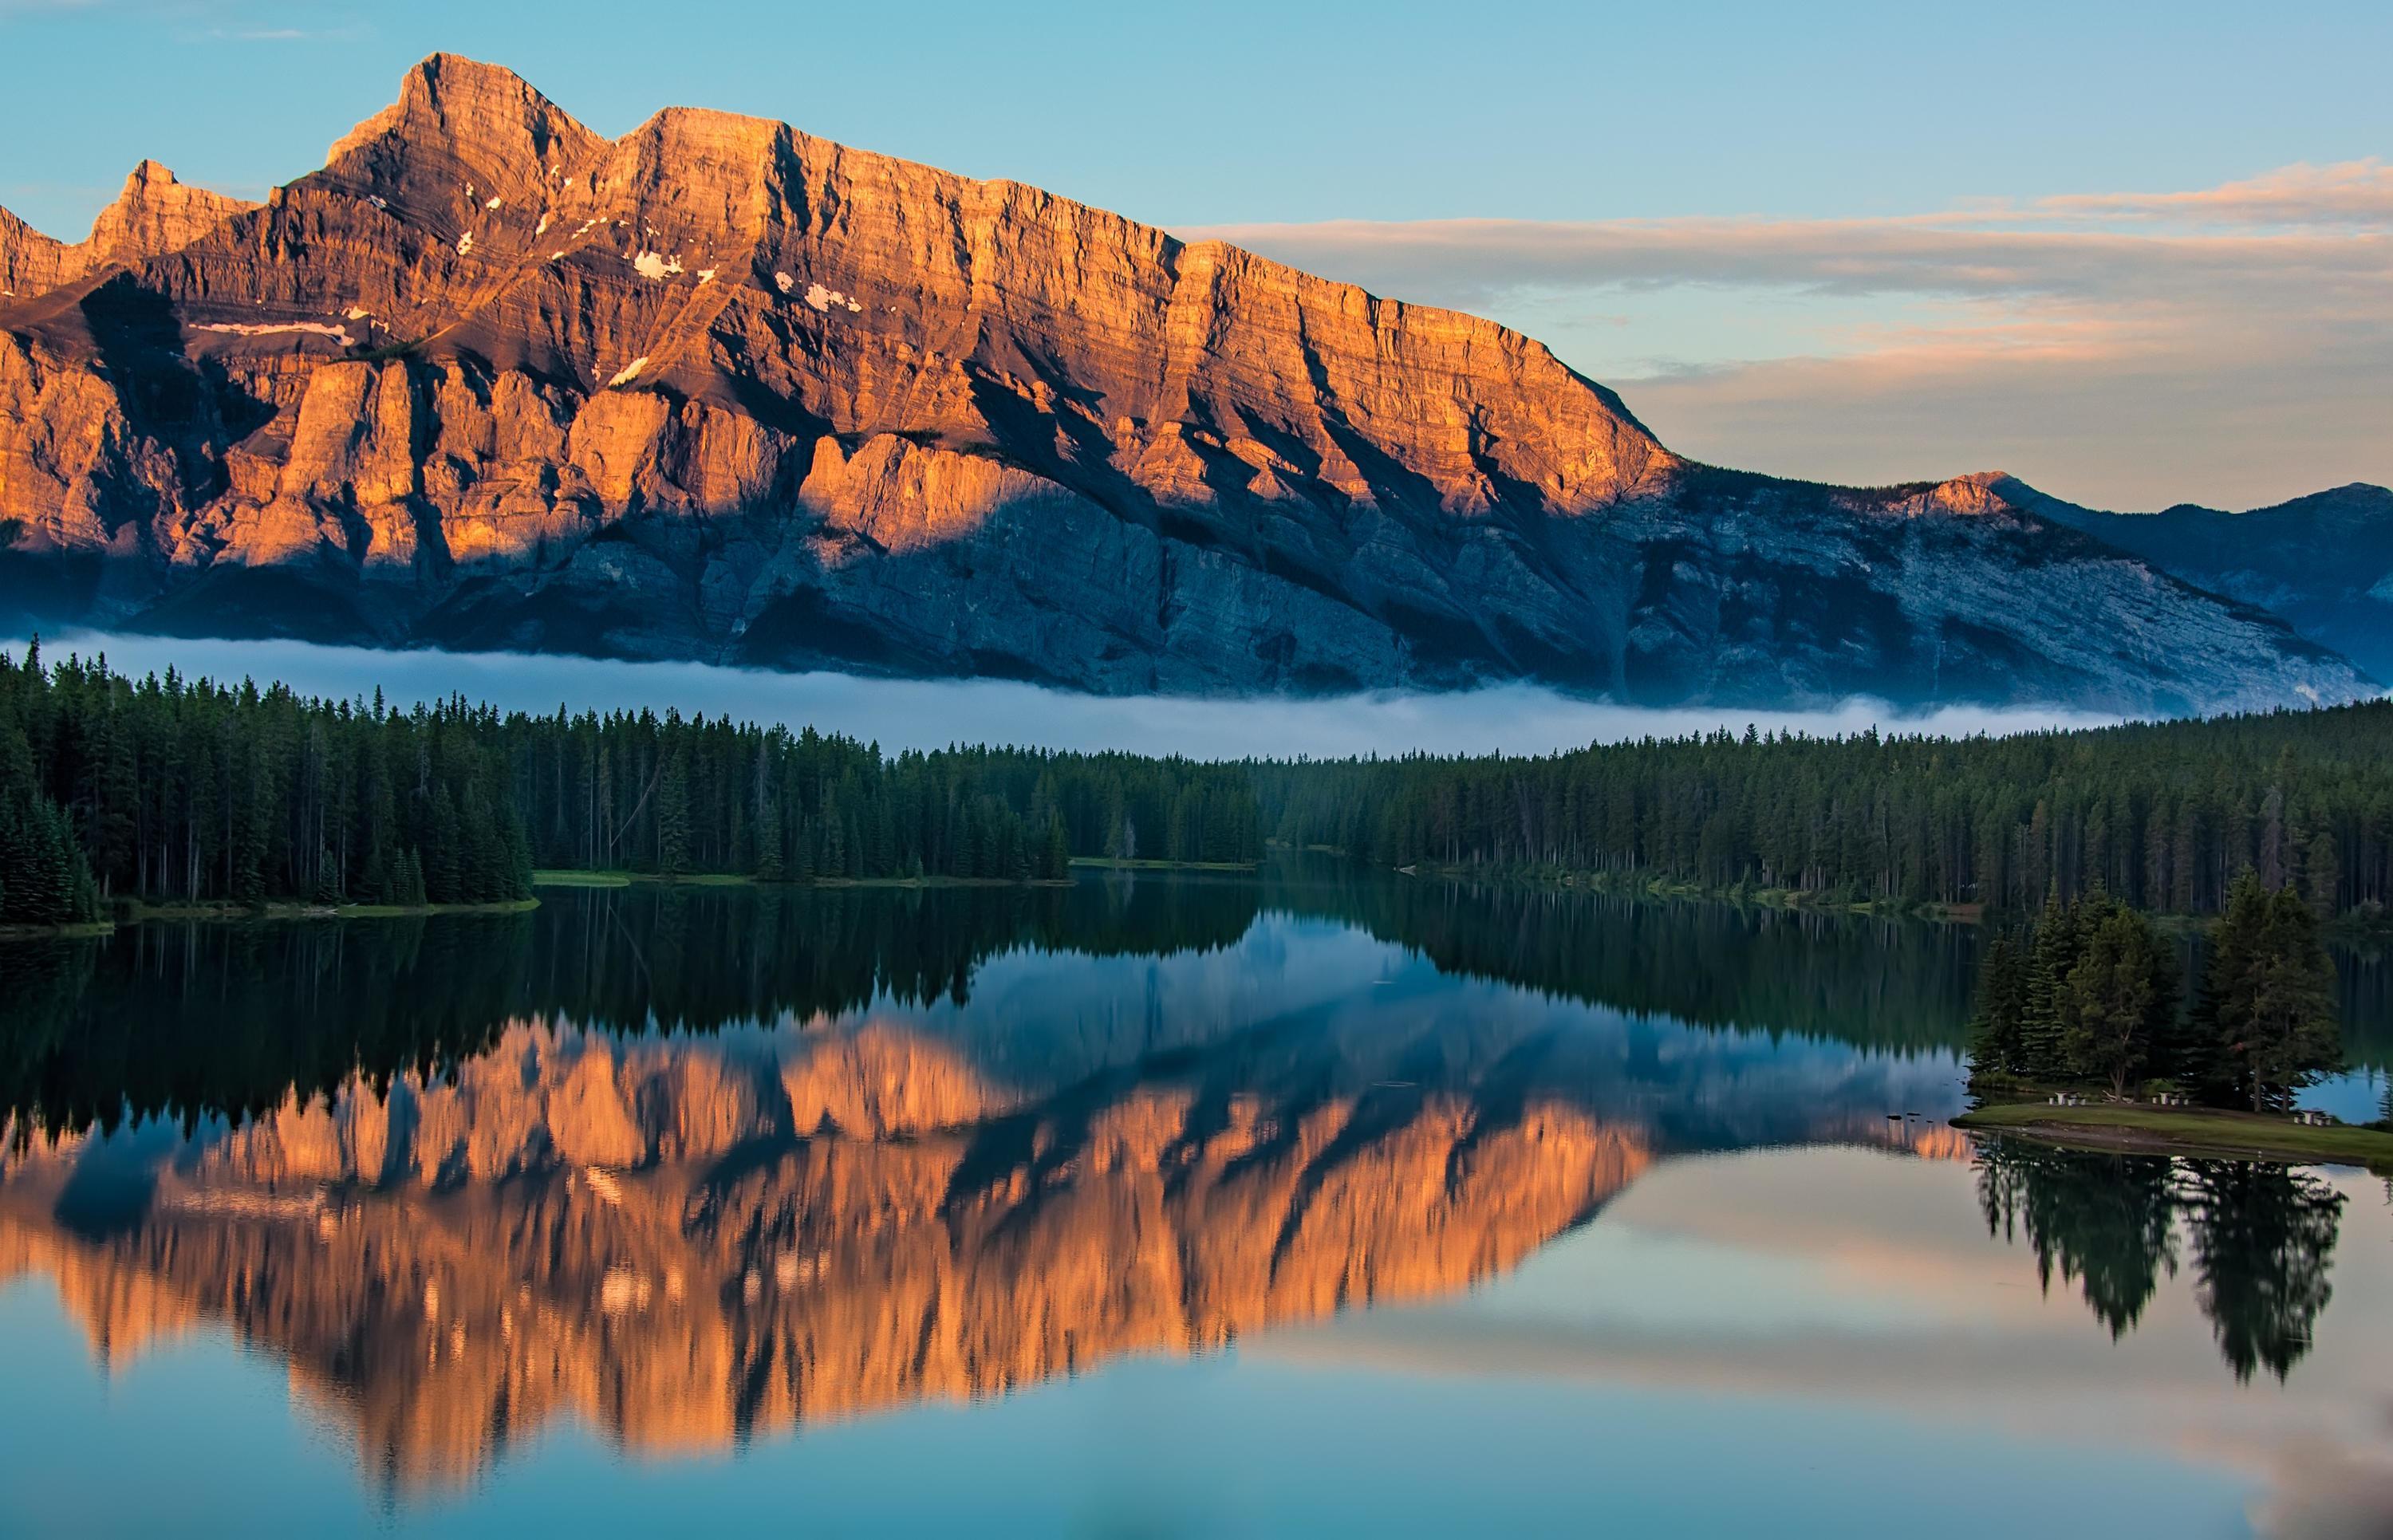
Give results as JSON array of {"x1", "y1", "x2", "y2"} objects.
[
  {"x1": 0, "y1": 896, "x2": 542, "y2": 940},
  {"x1": 529, "y1": 870, "x2": 1074, "y2": 890},
  {"x1": 1953, "y1": 1100, "x2": 2393, "y2": 1171},
  {"x1": 2, "y1": 865, "x2": 1113, "y2": 939},
  {"x1": 1392, "y1": 861, "x2": 1983, "y2": 921},
  {"x1": 1377, "y1": 859, "x2": 2393, "y2": 940}
]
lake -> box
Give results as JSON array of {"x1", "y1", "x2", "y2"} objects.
[{"x1": 2, "y1": 870, "x2": 2388, "y2": 1536}]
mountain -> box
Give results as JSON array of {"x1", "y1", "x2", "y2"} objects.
[
  {"x1": 1998, "y1": 479, "x2": 2393, "y2": 687},
  {"x1": 0, "y1": 54, "x2": 2372, "y2": 713}
]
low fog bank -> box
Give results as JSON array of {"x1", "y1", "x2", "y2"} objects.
[{"x1": 18, "y1": 632, "x2": 2123, "y2": 760}]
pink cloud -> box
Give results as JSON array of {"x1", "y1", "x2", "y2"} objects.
[
  {"x1": 1185, "y1": 162, "x2": 2393, "y2": 509},
  {"x1": 2036, "y1": 158, "x2": 2393, "y2": 226}
]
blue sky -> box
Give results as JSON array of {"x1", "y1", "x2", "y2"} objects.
[{"x1": 5, "y1": 0, "x2": 2389, "y2": 507}]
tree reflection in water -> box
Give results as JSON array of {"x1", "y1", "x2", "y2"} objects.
[{"x1": 1974, "y1": 1140, "x2": 2346, "y2": 1380}]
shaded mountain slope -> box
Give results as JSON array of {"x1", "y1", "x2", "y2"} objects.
[{"x1": 2005, "y1": 479, "x2": 2393, "y2": 685}]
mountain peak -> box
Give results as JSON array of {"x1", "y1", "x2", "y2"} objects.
[
  {"x1": 85, "y1": 160, "x2": 254, "y2": 267},
  {"x1": 396, "y1": 50, "x2": 580, "y2": 144},
  {"x1": 321, "y1": 52, "x2": 602, "y2": 206},
  {"x1": 0, "y1": 160, "x2": 251, "y2": 297}
]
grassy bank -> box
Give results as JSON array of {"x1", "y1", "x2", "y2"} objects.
[
  {"x1": 530, "y1": 869, "x2": 1070, "y2": 890},
  {"x1": 1068, "y1": 857, "x2": 1260, "y2": 873},
  {"x1": 120, "y1": 897, "x2": 540, "y2": 921},
  {"x1": 0, "y1": 897, "x2": 545, "y2": 939},
  {"x1": 1953, "y1": 1100, "x2": 2393, "y2": 1170},
  {"x1": 1396, "y1": 861, "x2": 1981, "y2": 920},
  {"x1": 0, "y1": 920, "x2": 116, "y2": 940}
]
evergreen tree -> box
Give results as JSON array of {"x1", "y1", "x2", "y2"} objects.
[
  {"x1": 2194, "y1": 873, "x2": 2343, "y2": 1112},
  {"x1": 1043, "y1": 814, "x2": 1071, "y2": 882},
  {"x1": 755, "y1": 791, "x2": 784, "y2": 880},
  {"x1": 1966, "y1": 931, "x2": 2028, "y2": 1077},
  {"x1": 0, "y1": 789, "x2": 96, "y2": 925},
  {"x1": 818, "y1": 787, "x2": 846, "y2": 879},
  {"x1": 2060, "y1": 904, "x2": 2179, "y2": 1097},
  {"x1": 2017, "y1": 887, "x2": 2079, "y2": 1077},
  {"x1": 424, "y1": 787, "x2": 463, "y2": 904},
  {"x1": 2299, "y1": 829, "x2": 2340, "y2": 918},
  {"x1": 656, "y1": 749, "x2": 692, "y2": 877}
]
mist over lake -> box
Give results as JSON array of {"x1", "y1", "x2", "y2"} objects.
[{"x1": 18, "y1": 632, "x2": 2121, "y2": 758}]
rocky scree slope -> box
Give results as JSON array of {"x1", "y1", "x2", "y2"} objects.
[{"x1": 0, "y1": 54, "x2": 2372, "y2": 713}]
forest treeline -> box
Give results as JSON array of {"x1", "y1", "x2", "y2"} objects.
[
  {"x1": 0, "y1": 644, "x2": 1261, "y2": 924},
  {"x1": 1255, "y1": 703, "x2": 2393, "y2": 919},
  {"x1": 4, "y1": 641, "x2": 2391, "y2": 928}
]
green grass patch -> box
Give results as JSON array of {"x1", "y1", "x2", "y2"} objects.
[
  {"x1": 535, "y1": 870, "x2": 756, "y2": 888},
  {"x1": 104, "y1": 897, "x2": 540, "y2": 924},
  {"x1": 330, "y1": 899, "x2": 539, "y2": 917},
  {"x1": 1070, "y1": 857, "x2": 1260, "y2": 872},
  {"x1": 815, "y1": 875, "x2": 1062, "y2": 888},
  {"x1": 0, "y1": 920, "x2": 116, "y2": 940},
  {"x1": 1953, "y1": 1100, "x2": 2393, "y2": 1170},
  {"x1": 532, "y1": 868, "x2": 1069, "y2": 890}
]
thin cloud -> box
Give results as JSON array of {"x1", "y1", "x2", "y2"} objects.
[
  {"x1": 1189, "y1": 162, "x2": 2393, "y2": 510},
  {"x1": 2037, "y1": 158, "x2": 2393, "y2": 226},
  {"x1": 1191, "y1": 217, "x2": 2393, "y2": 310}
]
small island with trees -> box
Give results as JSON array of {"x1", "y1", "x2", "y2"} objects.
[{"x1": 1955, "y1": 873, "x2": 2393, "y2": 1168}]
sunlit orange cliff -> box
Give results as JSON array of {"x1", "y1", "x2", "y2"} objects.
[{"x1": 0, "y1": 1019, "x2": 1649, "y2": 1488}]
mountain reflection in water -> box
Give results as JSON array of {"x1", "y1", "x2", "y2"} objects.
[{"x1": 0, "y1": 872, "x2": 2385, "y2": 1523}]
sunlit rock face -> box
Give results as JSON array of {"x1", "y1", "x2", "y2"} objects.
[
  {"x1": 0, "y1": 54, "x2": 2371, "y2": 711},
  {"x1": 0, "y1": 1018, "x2": 1649, "y2": 1488},
  {"x1": 0, "y1": 160, "x2": 255, "y2": 297}
]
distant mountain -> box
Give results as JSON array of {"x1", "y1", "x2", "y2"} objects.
[
  {"x1": 0, "y1": 159, "x2": 254, "y2": 296},
  {"x1": 0, "y1": 55, "x2": 2372, "y2": 713},
  {"x1": 1998, "y1": 479, "x2": 2393, "y2": 687}
]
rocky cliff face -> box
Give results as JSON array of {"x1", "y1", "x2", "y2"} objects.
[{"x1": 0, "y1": 55, "x2": 2372, "y2": 711}]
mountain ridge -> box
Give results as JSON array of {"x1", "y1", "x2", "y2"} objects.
[
  {"x1": 1991, "y1": 478, "x2": 2393, "y2": 685},
  {"x1": 0, "y1": 54, "x2": 2374, "y2": 713}
]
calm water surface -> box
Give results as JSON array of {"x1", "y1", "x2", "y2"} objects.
[{"x1": 1, "y1": 871, "x2": 2387, "y2": 1537}]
